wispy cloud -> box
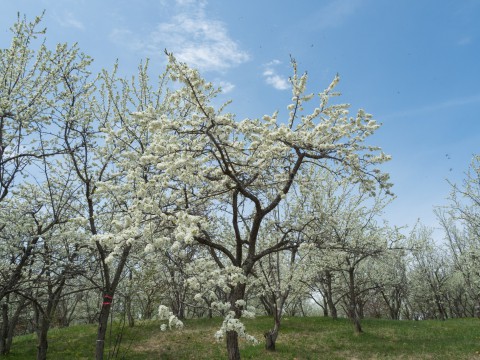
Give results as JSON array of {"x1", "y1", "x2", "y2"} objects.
[
  {"x1": 312, "y1": 0, "x2": 363, "y2": 30},
  {"x1": 175, "y1": 0, "x2": 206, "y2": 6},
  {"x1": 457, "y1": 36, "x2": 472, "y2": 46},
  {"x1": 262, "y1": 60, "x2": 289, "y2": 90},
  {"x1": 216, "y1": 80, "x2": 235, "y2": 94},
  {"x1": 109, "y1": 0, "x2": 249, "y2": 73},
  {"x1": 56, "y1": 11, "x2": 85, "y2": 30},
  {"x1": 383, "y1": 93, "x2": 480, "y2": 119},
  {"x1": 109, "y1": 28, "x2": 145, "y2": 51}
]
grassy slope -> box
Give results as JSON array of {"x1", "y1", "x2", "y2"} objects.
[{"x1": 3, "y1": 317, "x2": 479, "y2": 359}]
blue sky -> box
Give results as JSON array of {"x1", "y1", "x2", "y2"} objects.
[{"x1": 1, "y1": 0, "x2": 479, "y2": 234}]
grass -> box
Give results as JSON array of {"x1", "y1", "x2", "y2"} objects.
[{"x1": 3, "y1": 316, "x2": 479, "y2": 359}]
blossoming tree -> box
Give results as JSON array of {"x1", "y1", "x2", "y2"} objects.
[
  {"x1": 297, "y1": 170, "x2": 393, "y2": 333},
  {"x1": 437, "y1": 154, "x2": 480, "y2": 315},
  {"x1": 0, "y1": 14, "x2": 92, "y2": 357},
  {"x1": 120, "y1": 53, "x2": 392, "y2": 359}
]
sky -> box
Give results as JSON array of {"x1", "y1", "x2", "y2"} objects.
[{"x1": 1, "y1": 0, "x2": 479, "y2": 236}]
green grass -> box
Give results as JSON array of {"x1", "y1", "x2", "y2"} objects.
[{"x1": 3, "y1": 317, "x2": 480, "y2": 359}]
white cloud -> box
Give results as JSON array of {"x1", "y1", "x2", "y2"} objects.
[
  {"x1": 110, "y1": 0, "x2": 249, "y2": 73},
  {"x1": 149, "y1": 12, "x2": 249, "y2": 72},
  {"x1": 265, "y1": 59, "x2": 281, "y2": 66},
  {"x1": 216, "y1": 80, "x2": 235, "y2": 94},
  {"x1": 56, "y1": 11, "x2": 85, "y2": 30},
  {"x1": 262, "y1": 60, "x2": 289, "y2": 90}
]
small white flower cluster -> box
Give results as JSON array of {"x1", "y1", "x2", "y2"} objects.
[
  {"x1": 214, "y1": 311, "x2": 258, "y2": 345},
  {"x1": 241, "y1": 307, "x2": 256, "y2": 319},
  {"x1": 158, "y1": 305, "x2": 171, "y2": 320},
  {"x1": 158, "y1": 305, "x2": 184, "y2": 331},
  {"x1": 210, "y1": 301, "x2": 231, "y2": 313},
  {"x1": 173, "y1": 211, "x2": 202, "y2": 245},
  {"x1": 169, "y1": 314, "x2": 184, "y2": 330},
  {"x1": 144, "y1": 243, "x2": 155, "y2": 254},
  {"x1": 234, "y1": 300, "x2": 256, "y2": 319}
]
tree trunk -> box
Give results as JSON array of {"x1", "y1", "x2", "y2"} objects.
[
  {"x1": 357, "y1": 300, "x2": 365, "y2": 319},
  {"x1": 36, "y1": 317, "x2": 51, "y2": 360},
  {"x1": 329, "y1": 301, "x2": 338, "y2": 320},
  {"x1": 226, "y1": 330, "x2": 241, "y2": 360},
  {"x1": 264, "y1": 329, "x2": 277, "y2": 351},
  {"x1": 352, "y1": 312, "x2": 363, "y2": 333},
  {"x1": 126, "y1": 303, "x2": 135, "y2": 328},
  {"x1": 126, "y1": 269, "x2": 135, "y2": 327},
  {"x1": 264, "y1": 312, "x2": 280, "y2": 351},
  {"x1": 298, "y1": 300, "x2": 306, "y2": 317},
  {"x1": 324, "y1": 271, "x2": 338, "y2": 319},
  {"x1": 434, "y1": 294, "x2": 447, "y2": 320},
  {"x1": 381, "y1": 290, "x2": 401, "y2": 320},
  {"x1": 0, "y1": 303, "x2": 8, "y2": 355},
  {"x1": 95, "y1": 242, "x2": 132, "y2": 360},
  {"x1": 125, "y1": 294, "x2": 135, "y2": 328},
  {"x1": 4, "y1": 307, "x2": 18, "y2": 356},
  {"x1": 225, "y1": 283, "x2": 246, "y2": 360},
  {"x1": 348, "y1": 268, "x2": 362, "y2": 333},
  {"x1": 95, "y1": 299, "x2": 112, "y2": 360},
  {"x1": 260, "y1": 295, "x2": 274, "y2": 316},
  {"x1": 1, "y1": 297, "x2": 27, "y2": 355},
  {"x1": 322, "y1": 297, "x2": 329, "y2": 317}
]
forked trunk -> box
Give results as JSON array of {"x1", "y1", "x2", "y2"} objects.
[
  {"x1": 348, "y1": 268, "x2": 363, "y2": 333},
  {"x1": 324, "y1": 271, "x2": 338, "y2": 319},
  {"x1": 352, "y1": 314, "x2": 363, "y2": 333},
  {"x1": 0, "y1": 296, "x2": 24, "y2": 355},
  {"x1": 264, "y1": 329, "x2": 277, "y2": 351},
  {"x1": 264, "y1": 307, "x2": 282, "y2": 351},
  {"x1": 264, "y1": 322, "x2": 279, "y2": 351}
]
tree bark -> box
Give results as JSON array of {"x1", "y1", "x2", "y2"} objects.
[
  {"x1": 264, "y1": 289, "x2": 289, "y2": 352},
  {"x1": 226, "y1": 330, "x2": 241, "y2": 360},
  {"x1": 126, "y1": 296, "x2": 135, "y2": 328},
  {"x1": 0, "y1": 302, "x2": 8, "y2": 355},
  {"x1": 4, "y1": 304, "x2": 19, "y2": 356},
  {"x1": 95, "y1": 295, "x2": 113, "y2": 360},
  {"x1": 1, "y1": 297, "x2": 27, "y2": 355},
  {"x1": 348, "y1": 267, "x2": 362, "y2": 333},
  {"x1": 34, "y1": 280, "x2": 65, "y2": 360},
  {"x1": 324, "y1": 271, "x2": 338, "y2": 319},
  {"x1": 434, "y1": 294, "x2": 447, "y2": 321},
  {"x1": 36, "y1": 317, "x2": 50, "y2": 360},
  {"x1": 322, "y1": 296, "x2": 329, "y2": 317},
  {"x1": 126, "y1": 270, "x2": 135, "y2": 327},
  {"x1": 260, "y1": 295, "x2": 274, "y2": 316},
  {"x1": 225, "y1": 283, "x2": 246, "y2": 360},
  {"x1": 329, "y1": 299, "x2": 338, "y2": 320},
  {"x1": 95, "y1": 243, "x2": 132, "y2": 360},
  {"x1": 264, "y1": 329, "x2": 277, "y2": 351},
  {"x1": 264, "y1": 314, "x2": 280, "y2": 351}
]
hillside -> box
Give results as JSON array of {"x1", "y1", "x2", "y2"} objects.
[{"x1": 4, "y1": 317, "x2": 479, "y2": 359}]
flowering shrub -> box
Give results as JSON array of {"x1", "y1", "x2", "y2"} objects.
[{"x1": 158, "y1": 305, "x2": 184, "y2": 331}]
